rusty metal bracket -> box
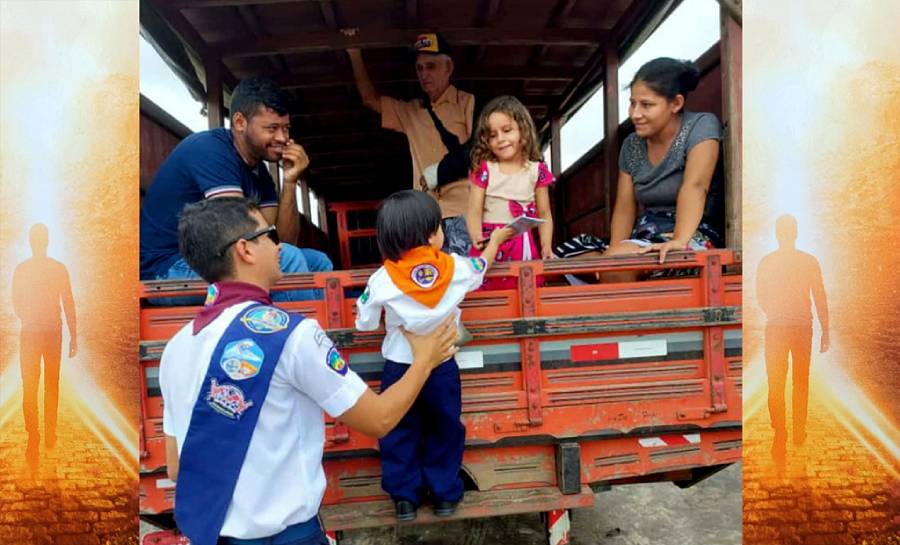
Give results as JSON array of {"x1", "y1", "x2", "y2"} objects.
[
  {"x1": 519, "y1": 265, "x2": 544, "y2": 426},
  {"x1": 704, "y1": 253, "x2": 728, "y2": 414},
  {"x1": 323, "y1": 276, "x2": 350, "y2": 443}
]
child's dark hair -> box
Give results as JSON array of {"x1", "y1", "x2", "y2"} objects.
[
  {"x1": 470, "y1": 95, "x2": 543, "y2": 169},
  {"x1": 376, "y1": 190, "x2": 442, "y2": 261},
  {"x1": 629, "y1": 57, "x2": 700, "y2": 101}
]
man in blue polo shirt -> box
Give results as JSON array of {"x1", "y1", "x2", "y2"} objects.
[{"x1": 140, "y1": 77, "x2": 332, "y2": 301}]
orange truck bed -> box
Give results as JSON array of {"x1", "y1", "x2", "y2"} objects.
[{"x1": 139, "y1": 251, "x2": 742, "y2": 534}]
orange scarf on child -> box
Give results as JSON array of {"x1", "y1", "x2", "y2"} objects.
[{"x1": 384, "y1": 246, "x2": 454, "y2": 308}]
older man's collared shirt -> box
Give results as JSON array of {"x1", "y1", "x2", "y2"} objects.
[{"x1": 381, "y1": 85, "x2": 474, "y2": 218}]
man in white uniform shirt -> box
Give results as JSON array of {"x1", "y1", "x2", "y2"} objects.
[{"x1": 159, "y1": 197, "x2": 457, "y2": 545}]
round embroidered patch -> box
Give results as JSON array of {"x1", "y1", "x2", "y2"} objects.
[
  {"x1": 241, "y1": 306, "x2": 289, "y2": 334},
  {"x1": 204, "y1": 283, "x2": 219, "y2": 306},
  {"x1": 207, "y1": 378, "x2": 253, "y2": 419},
  {"x1": 469, "y1": 257, "x2": 486, "y2": 273},
  {"x1": 411, "y1": 263, "x2": 439, "y2": 288},
  {"x1": 326, "y1": 346, "x2": 348, "y2": 376},
  {"x1": 220, "y1": 339, "x2": 265, "y2": 380}
]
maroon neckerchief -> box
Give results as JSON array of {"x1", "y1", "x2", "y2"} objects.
[{"x1": 192, "y1": 281, "x2": 272, "y2": 335}]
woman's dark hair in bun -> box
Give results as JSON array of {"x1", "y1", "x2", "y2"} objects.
[{"x1": 629, "y1": 57, "x2": 701, "y2": 101}]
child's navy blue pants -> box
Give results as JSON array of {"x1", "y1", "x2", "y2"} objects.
[{"x1": 378, "y1": 357, "x2": 465, "y2": 505}]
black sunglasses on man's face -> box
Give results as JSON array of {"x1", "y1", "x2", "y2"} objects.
[{"x1": 217, "y1": 225, "x2": 280, "y2": 256}]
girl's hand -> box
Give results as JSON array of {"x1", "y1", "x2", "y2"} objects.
[
  {"x1": 470, "y1": 235, "x2": 486, "y2": 251},
  {"x1": 541, "y1": 246, "x2": 556, "y2": 260},
  {"x1": 638, "y1": 239, "x2": 689, "y2": 264},
  {"x1": 489, "y1": 227, "x2": 516, "y2": 246}
]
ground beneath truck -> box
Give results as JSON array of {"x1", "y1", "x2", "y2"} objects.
[
  {"x1": 334, "y1": 463, "x2": 741, "y2": 545},
  {"x1": 139, "y1": 464, "x2": 741, "y2": 544}
]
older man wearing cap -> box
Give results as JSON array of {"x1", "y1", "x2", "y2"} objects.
[{"x1": 347, "y1": 32, "x2": 475, "y2": 256}]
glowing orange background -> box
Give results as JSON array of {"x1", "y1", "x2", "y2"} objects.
[
  {"x1": 743, "y1": 1, "x2": 899, "y2": 542},
  {"x1": 0, "y1": 1, "x2": 139, "y2": 542}
]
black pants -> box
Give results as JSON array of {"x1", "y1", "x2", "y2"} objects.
[{"x1": 378, "y1": 358, "x2": 465, "y2": 505}]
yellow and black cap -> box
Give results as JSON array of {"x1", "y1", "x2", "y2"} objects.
[{"x1": 411, "y1": 32, "x2": 452, "y2": 58}]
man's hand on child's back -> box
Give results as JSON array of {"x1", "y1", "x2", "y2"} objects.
[{"x1": 402, "y1": 316, "x2": 459, "y2": 370}]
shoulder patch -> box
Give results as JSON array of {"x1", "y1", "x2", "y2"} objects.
[
  {"x1": 469, "y1": 257, "x2": 487, "y2": 273},
  {"x1": 411, "y1": 263, "x2": 439, "y2": 288},
  {"x1": 241, "y1": 305, "x2": 290, "y2": 334},
  {"x1": 313, "y1": 326, "x2": 333, "y2": 348},
  {"x1": 359, "y1": 286, "x2": 371, "y2": 304},
  {"x1": 326, "y1": 346, "x2": 349, "y2": 376},
  {"x1": 220, "y1": 338, "x2": 265, "y2": 380}
]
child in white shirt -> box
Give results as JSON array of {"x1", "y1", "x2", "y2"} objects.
[{"x1": 356, "y1": 190, "x2": 511, "y2": 520}]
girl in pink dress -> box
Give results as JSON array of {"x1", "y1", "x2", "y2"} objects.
[{"x1": 466, "y1": 95, "x2": 555, "y2": 290}]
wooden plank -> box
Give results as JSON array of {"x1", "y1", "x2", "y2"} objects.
[
  {"x1": 277, "y1": 66, "x2": 578, "y2": 89},
  {"x1": 212, "y1": 27, "x2": 607, "y2": 58},
  {"x1": 527, "y1": 0, "x2": 577, "y2": 65},
  {"x1": 602, "y1": 40, "x2": 619, "y2": 225},
  {"x1": 472, "y1": 0, "x2": 503, "y2": 64},
  {"x1": 715, "y1": 0, "x2": 742, "y2": 26},
  {"x1": 147, "y1": 0, "x2": 237, "y2": 90},
  {"x1": 206, "y1": 61, "x2": 225, "y2": 129},
  {"x1": 720, "y1": 6, "x2": 742, "y2": 249},
  {"x1": 320, "y1": 486, "x2": 595, "y2": 532},
  {"x1": 550, "y1": 116, "x2": 562, "y2": 178},
  {"x1": 300, "y1": 179, "x2": 312, "y2": 217},
  {"x1": 317, "y1": 1, "x2": 349, "y2": 69},
  {"x1": 318, "y1": 0, "x2": 338, "y2": 28},
  {"x1": 171, "y1": 0, "x2": 315, "y2": 7},
  {"x1": 538, "y1": 0, "x2": 667, "y2": 136},
  {"x1": 236, "y1": 4, "x2": 288, "y2": 73},
  {"x1": 405, "y1": 0, "x2": 418, "y2": 26}
]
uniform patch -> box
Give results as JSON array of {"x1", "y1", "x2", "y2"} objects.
[
  {"x1": 220, "y1": 339, "x2": 265, "y2": 380},
  {"x1": 469, "y1": 257, "x2": 487, "y2": 272},
  {"x1": 326, "y1": 346, "x2": 348, "y2": 376},
  {"x1": 241, "y1": 306, "x2": 289, "y2": 334},
  {"x1": 359, "y1": 286, "x2": 371, "y2": 304},
  {"x1": 205, "y1": 284, "x2": 219, "y2": 306},
  {"x1": 313, "y1": 327, "x2": 332, "y2": 348},
  {"x1": 207, "y1": 379, "x2": 253, "y2": 419},
  {"x1": 411, "y1": 263, "x2": 439, "y2": 289}
]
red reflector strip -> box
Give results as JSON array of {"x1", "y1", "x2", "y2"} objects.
[
  {"x1": 659, "y1": 434, "x2": 690, "y2": 446},
  {"x1": 570, "y1": 343, "x2": 618, "y2": 362}
]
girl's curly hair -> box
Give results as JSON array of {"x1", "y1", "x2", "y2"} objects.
[{"x1": 470, "y1": 95, "x2": 543, "y2": 169}]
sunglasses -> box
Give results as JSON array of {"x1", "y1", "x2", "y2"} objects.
[{"x1": 217, "y1": 225, "x2": 280, "y2": 256}]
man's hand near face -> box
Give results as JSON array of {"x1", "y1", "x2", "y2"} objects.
[{"x1": 281, "y1": 139, "x2": 309, "y2": 184}]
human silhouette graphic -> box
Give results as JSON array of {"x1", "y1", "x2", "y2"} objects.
[
  {"x1": 11, "y1": 224, "x2": 77, "y2": 463},
  {"x1": 756, "y1": 215, "x2": 829, "y2": 461}
]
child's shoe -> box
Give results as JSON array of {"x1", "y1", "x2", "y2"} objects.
[
  {"x1": 395, "y1": 500, "x2": 417, "y2": 522},
  {"x1": 433, "y1": 500, "x2": 459, "y2": 517}
]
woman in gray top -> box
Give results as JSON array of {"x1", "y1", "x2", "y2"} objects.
[{"x1": 606, "y1": 57, "x2": 724, "y2": 275}]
